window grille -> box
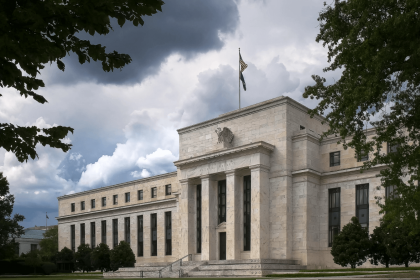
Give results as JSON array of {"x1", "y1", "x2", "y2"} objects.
[
  {"x1": 125, "y1": 192, "x2": 130, "y2": 203},
  {"x1": 243, "y1": 175, "x2": 251, "y2": 251},
  {"x1": 387, "y1": 142, "x2": 400, "y2": 154},
  {"x1": 151, "y1": 187, "x2": 157, "y2": 198},
  {"x1": 113, "y1": 195, "x2": 118, "y2": 205},
  {"x1": 112, "y1": 219, "x2": 118, "y2": 248},
  {"x1": 91, "y1": 199, "x2": 95, "y2": 209},
  {"x1": 196, "y1": 184, "x2": 202, "y2": 253},
  {"x1": 31, "y1": 244, "x2": 37, "y2": 251},
  {"x1": 137, "y1": 215, "x2": 143, "y2": 257},
  {"x1": 90, "y1": 222, "x2": 96, "y2": 248},
  {"x1": 71, "y1": 203, "x2": 75, "y2": 212},
  {"x1": 80, "y1": 223, "x2": 85, "y2": 244},
  {"x1": 357, "y1": 149, "x2": 368, "y2": 162},
  {"x1": 71, "y1": 225, "x2": 75, "y2": 251},
  {"x1": 124, "y1": 217, "x2": 130, "y2": 245},
  {"x1": 101, "y1": 220, "x2": 106, "y2": 245},
  {"x1": 218, "y1": 180, "x2": 226, "y2": 224},
  {"x1": 102, "y1": 197, "x2": 106, "y2": 207},
  {"x1": 165, "y1": 184, "x2": 172, "y2": 195},
  {"x1": 81, "y1": 201, "x2": 85, "y2": 210},
  {"x1": 138, "y1": 190, "x2": 143, "y2": 200},
  {"x1": 151, "y1": 214, "x2": 157, "y2": 256},
  {"x1": 165, "y1": 212, "x2": 172, "y2": 255},
  {"x1": 328, "y1": 188, "x2": 340, "y2": 247}
]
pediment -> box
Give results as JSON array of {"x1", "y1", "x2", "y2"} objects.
[{"x1": 216, "y1": 222, "x2": 226, "y2": 229}]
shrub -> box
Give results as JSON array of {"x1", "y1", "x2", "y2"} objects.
[
  {"x1": 41, "y1": 262, "x2": 57, "y2": 275},
  {"x1": 24, "y1": 249, "x2": 42, "y2": 274},
  {"x1": 75, "y1": 244, "x2": 93, "y2": 272},
  {"x1": 369, "y1": 221, "x2": 391, "y2": 267},
  {"x1": 91, "y1": 243, "x2": 111, "y2": 272},
  {"x1": 110, "y1": 241, "x2": 135, "y2": 271},
  {"x1": 331, "y1": 217, "x2": 370, "y2": 268}
]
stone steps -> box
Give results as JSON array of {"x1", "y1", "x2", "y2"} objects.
[{"x1": 197, "y1": 263, "x2": 306, "y2": 271}]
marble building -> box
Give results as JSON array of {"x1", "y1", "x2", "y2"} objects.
[{"x1": 57, "y1": 96, "x2": 387, "y2": 272}]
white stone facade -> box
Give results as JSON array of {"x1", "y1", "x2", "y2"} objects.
[{"x1": 57, "y1": 96, "x2": 386, "y2": 269}]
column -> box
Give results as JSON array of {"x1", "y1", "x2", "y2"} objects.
[
  {"x1": 250, "y1": 164, "x2": 270, "y2": 259},
  {"x1": 226, "y1": 170, "x2": 241, "y2": 260},
  {"x1": 201, "y1": 175, "x2": 218, "y2": 260},
  {"x1": 179, "y1": 179, "x2": 195, "y2": 257}
]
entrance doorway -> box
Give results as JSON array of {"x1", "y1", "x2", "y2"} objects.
[{"x1": 219, "y1": 232, "x2": 226, "y2": 260}]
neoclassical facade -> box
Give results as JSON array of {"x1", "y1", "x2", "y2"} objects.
[{"x1": 57, "y1": 96, "x2": 386, "y2": 270}]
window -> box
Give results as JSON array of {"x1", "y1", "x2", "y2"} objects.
[
  {"x1": 101, "y1": 220, "x2": 107, "y2": 245},
  {"x1": 91, "y1": 199, "x2": 96, "y2": 209},
  {"x1": 71, "y1": 225, "x2": 75, "y2": 251},
  {"x1": 151, "y1": 213, "x2": 157, "y2": 256},
  {"x1": 196, "y1": 184, "x2": 202, "y2": 254},
  {"x1": 218, "y1": 180, "x2": 226, "y2": 224},
  {"x1": 112, "y1": 219, "x2": 118, "y2": 248},
  {"x1": 14, "y1": 243, "x2": 19, "y2": 256},
  {"x1": 80, "y1": 223, "x2": 85, "y2": 244},
  {"x1": 31, "y1": 244, "x2": 37, "y2": 251},
  {"x1": 165, "y1": 212, "x2": 172, "y2": 255},
  {"x1": 138, "y1": 190, "x2": 143, "y2": 200},
  {"x1": 385, "y1": 185, "x2": 398, "y2": 199},
  {"x1": 388, "y1": 142, "x2": 400, "y2": 154},
  {"x1": 102, "y1": 197, "x2": 106, "y2": 207},
  {"x1": 328, "y1": 188, "x2": 340, "y2": 247},
  {"x1": 125, "y1": 192, "x2": 130, "y2": 203},
  {"x1": 90, "y1": 222, "x2": 96, "y2": 248},
  {"x1": 113, "y1": 195, "x2": 118, "y2": 205},
  {"x1": 357, "y1": 149, "x2": 368, "y2": 162},
  {"x1": 71, "y1": 203, "x2": 75, "y2": 212},
  {"x1": 356, "y1": 184, "x2": 369, "y2": 229},
  {"x1": 137, "y1": 215, "x2": 143, "y2": 257},
  {"x1": 124, "y1": 217, "x2": 130, "y2": 245},
  {"x1": 151, "y1": 187, "x2": 157, "y2": 198},
  {"x1": 330, "y1": 151, "x2": 340, "y2": 167},
  {"x1": 244, "y1": 175, "x2": 251, "y2": 251},
  {"x1": 81, "y1": 201, "x2": 85, "y2": 210},
  {"x1": 165, "y1": 184, "x2": 172, "y2": 195}
]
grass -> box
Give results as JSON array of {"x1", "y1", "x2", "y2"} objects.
[
  {"x1": 372, "y1": 271, "x2": 420, "y2": 278},
  {"x1": 267, "y1": 272, "x2": 391, "y2": 278},
  {"x1": 300, "y1": 266, "x2": 420, "y2": 272}
]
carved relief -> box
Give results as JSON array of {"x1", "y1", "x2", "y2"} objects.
[{"x1": 215, "y1": 127, "x2": 234, "y2": 144}]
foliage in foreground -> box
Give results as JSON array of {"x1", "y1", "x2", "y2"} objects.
[
  {"x1": 303, "y1": 0, "x2": 420, "y2": 236},
  {"x1": 331, "y1": 217, "x2": 370, "y2": 268},
  {"x1": 110, "y1": 241, "x2": 135, "y2": 271},
  {"x1": 369, "y1": 221, "x2": 391, "y2": 268},
  {"x1": 0, "y1": 0, "x2": 164, "y2": 162},
  {"x1": 0, "y1": 172, "x2": 24, "y2": 259},
  {"x1": 91, "y1": 243, "x2": 111, "y2": 272},
  {"x1": 74, "y1": 244, "x2": 93, "y2": 272},
  {"x1": 39, "y1": 226, "x2": 58, "y2": 262}
]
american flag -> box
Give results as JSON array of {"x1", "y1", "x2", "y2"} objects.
[{"x1": 240, "y1": 54, "x2": 248, "y2": 72}]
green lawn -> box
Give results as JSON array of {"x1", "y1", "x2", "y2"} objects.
[
  {"x1": 372, "y1": 272, "x2": 420, "y2": 278},
  {"x1": 300, "y1": 266, "x2": 420, "y2": 272},
  {"x1": 267, "y1": 272, "x2": 392, "y2": 278}
]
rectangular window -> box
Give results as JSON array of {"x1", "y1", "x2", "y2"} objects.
[
  {"x1": 15, "y1": 243, "x2": 19, "y2": 256},
  {"x1": 356, "y1": 184, "x2": 369, "y2": 229},
  {"x1": 71, "y1": 225, "x2": 75, "y2": 251},
  {"x1": 385, "y1": 185, "x2": 398, "y2": 199},
  {"x1": 138, "y1": 190, "x2": 143, "y2": 200},
  {"x1": 31, "y1": 244, "x2": 37, "y2": 251},
  {"x1": 113, "y1": 195, "x2": 118, "y2": 205},
  {"x1": 112, "y1": 219, "x2": 118, "y2": 248},
  {"x1": 165, "y1": 184, "x2": 172, "y2": 195},
  {"x1": 137, "y1": 215, "x2": 143, "y2": 257},
  {"x1": 330, "y1": 151, "x2": 340, "y2": 167},
  {"x1": 218, "y1": 180, "x2": 226, "y2": 224},
  {"x1": 328, "y1": 188, "x2": 340, "y2": 247},
  {"x1": 196, "y1": 184, "x2": 202, "y2": 254},
  {"x1": 101, "y1": 220, "x2": 106, "y2": 245},
  {"x1": 244, "y1": 175, "x2": 251, "y2": 251},
  {"x1": 91, "y1": 199, "x2": 96, "y2": 209},
  {"x1": 151, "y1": 213, "x2": 157, "y2": 256},
  {"x1": 81, "y1": 201, "x2": 85, "y2": 210},
  {"x1": 80, "y1": 223, "x2": 85, "y2": 244},
  {"x1": 151, "y1": 187, "x2": 157, "y2": 198},
  {"x1": 125, "y1": 192, "x2": 130, "y2": 203},
  {"x1": 71, "y1": 203, "x2": 75, "y2": 212},
  {"x1": 102, "y1": 197, "x2": 106, "y2": 207},
  {"x1": 90, "y1": 222, "x2": 96, "y2": 248},
  {"x1": 125, "y1": 217, "x2": 130, "y2": 245},
  {"x1": 388, "y1": 142, "x2": 400, "y2": 154},
  {"x1": 165, "y1": 211, "x2": 172, "y2": 255},
  {"x1": 357, "y1": 149, "x2": 369, "y2": 162}
]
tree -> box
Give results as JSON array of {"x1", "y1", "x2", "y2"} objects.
[
  {"x1": 39, "y1": 226, "x2": 58, "y2": 262},
  {"x1": 25, "y1": 249, "x2": 42, "y2": 274},
  {"x1": 383, "y1": 220, "x2": 420, "y2": 267},
  {"x1": 331, "y1": 217, "x2": 370, "y2": 268},
  {"x1": 369, "y1": 222, "x2": 391, "y2": 268},
  {"x1": 56, "y1": 246, "x2": 75, "y2": 272},
  {"x1": 74, "y1": 244, "x2": 93, "y2": 272},
  {"x1": 91, "y1": 243, "x2": 111, "y2": 272},
  {"x1": 0, "y1": 0, "x2": 164, "y2": 162},
  {"x1": 0, "y1": 172, "x2": 24, "y2": 259},
  {"x1": 303, "y1": 0, "x2": 420, "y2": 234},
  {"x1": 110, "y1": 241, "x2": 135, "y2": 271}
]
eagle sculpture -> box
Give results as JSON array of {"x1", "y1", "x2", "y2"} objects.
[{"x1": 215, "y1": 127, "x2": 234, "y2": 144}]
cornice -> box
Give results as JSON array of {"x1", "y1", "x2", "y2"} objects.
[
  {"x1": 291, "y1": 164, "x2": 387, "y2": 177},
  {"x1": 177, "y1": 96, "x2": 325, "y2": 135},
  {"x1": 320, "y1": 127, "x2": 377, "y2": 145},
  {"x1": 292, "y1": 132, "x2": 321, "y2": 145},
  {"x1": 173, "y1": 141, "x2": 275, "y2": 167},
  {"x1": 56, "y1": 198, "x2": 176, "y2": 221},
  {"x1": 57, "y1": 171, "x2": 177, "y2": 200}
]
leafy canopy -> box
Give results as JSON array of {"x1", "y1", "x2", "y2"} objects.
[
  {"x1": 39, "y1": 226, "x2": 58, "y2": 262},
  {"x1": 303, "y1": 0, "x2": 420, "y2": 234},
  {"x1": 0, "y1": 0, "x2": 164, "y2": 162},
  {"x1": 0, "y1": 172, "x2": 24, "y2": 259},
  {"x1": 110, "y1": 241, "x2": 135, "y2": 271},
  {"x1": 331, "y1": 217, "x2": 370, "y2": 268},
  {"x1": 91, "y1": 243, "x2": 111, "y2": 272},
  {"x1": 75, "y1": 243, "x2": 93, "y2": 272},
  {"x1": 369, "y1": 221, "x2": 391, "y2": 268}
]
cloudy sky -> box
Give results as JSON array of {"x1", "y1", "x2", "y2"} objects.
[{"x1": 1, "y1": 0, "x2": 341, "y2": 228}]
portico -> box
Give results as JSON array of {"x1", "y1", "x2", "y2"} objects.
[{"x1": 174, "y1": 141, "x2": 274, "y2": 261}]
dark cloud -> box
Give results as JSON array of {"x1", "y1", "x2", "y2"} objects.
[{"x1": 45, "y1": 0, "x2": 239, "y2": 85}]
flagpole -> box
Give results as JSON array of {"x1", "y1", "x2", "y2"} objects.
[
  {"x1": 46, "y1": 212, "x2": 47, "y2": 229},
  {"x1": 239, "y1": 48, "x2": 241, "y2": 109}
]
